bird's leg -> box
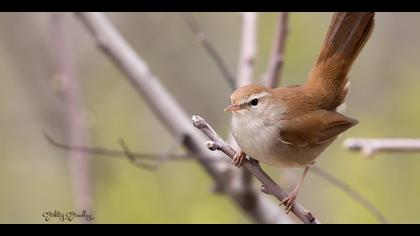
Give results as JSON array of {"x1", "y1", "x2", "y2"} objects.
[
  {"x1": 281, "y1": 166, "x2": 311, "y2": 213},
  {"x1": 232, "y1": 150, "x2": 246, "y2": 167}
]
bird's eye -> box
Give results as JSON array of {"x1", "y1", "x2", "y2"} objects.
[{"x1": 250, "y1": 98, "x2": 258, "y2": 106}]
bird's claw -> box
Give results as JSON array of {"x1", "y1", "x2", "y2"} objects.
[
  {"x1": 280, "y1": 191, "x2": 297, "y2": 214},
  {"x1": 232, "y1": 151, "x2": 246, "y2": 167}
]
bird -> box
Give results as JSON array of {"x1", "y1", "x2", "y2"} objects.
[{"x1": 224, "y1": 12, "x2": 375, "y2": 212}]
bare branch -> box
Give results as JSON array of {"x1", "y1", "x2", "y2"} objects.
[
  {"x1": 311, "y1": 166, "x2": 388, "y2": 224},
  {"x1": 50, "y1": 13, "x2": 93, "y2": 223},
  {"x1": 344, "y1": 138, "x2": 420, "y2": 157},
  {"x1": 119, "y1": 139, "x2": 163, "y2": 170},
  {"x1": 237, "y1": 12, "x2": 257, "y2": 87},
  {"x1": 263, "y1": 13, "x2": 289, "y2": 88},
  {"x1": 44, "y1": 131, "x2": 192, "y2": 161},
  {"x1": 192, "y1": 115, "x2": 321, "y2": 224},
  {"x1": 181, "y1": 13, "x2": 236, "y2": 91},
  {"x1": 76, "y1": 12, "x2": 294, "y2": 224},
  {"x1": 118, "y1": 134, "x2": 190, "y2": 170}
]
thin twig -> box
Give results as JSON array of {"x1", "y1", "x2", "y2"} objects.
[
  {"x1": 76, "y1": 12, "x2": 294, "y2": 224},
  {"x1": 344, "y1": 138, "x2": 420, "y2": 157},
  {"x1": 118, "y1": 134, "x2": 189, "y2": 170},
  {"x1": 263, "y1": 12, "x2": 289, "y2": 88},
  {"x1": 311, "y1": 166, "x2": 388, "y2": 224},
  {"x1": 237, "y1": 12, "x2": 257, "y2": 87},
  {"x1": 119, "y1": 139, "x2": 162, "y2": 170},
  {"x1": 45, "y1": 131, "x2": 192, "y2": 161},
  {"x1": 192, "y1": 115, "x2": 320, "y2": 224},
  {"x1": 50, "y1": 13, "x2": 93, "y2": 223},
  {"x1": 181, "y1": 13, "x2": 236, "y2": 91}
]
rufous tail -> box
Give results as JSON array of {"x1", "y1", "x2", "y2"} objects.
[{"x1": 305, "y1": 12, "x2": 375, "y2": 110}]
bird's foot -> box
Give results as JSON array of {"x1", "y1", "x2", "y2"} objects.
[
  {"x1": 280, "y1": 190, "x2": 298, "y2": 214},
  {"x1": 232, "y1": 150, "x2": 246, "y2": 167}
]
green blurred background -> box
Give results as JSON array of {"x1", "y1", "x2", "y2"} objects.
[{"x1": 1, "y1": 12, "x2": 420, "y2": 223}]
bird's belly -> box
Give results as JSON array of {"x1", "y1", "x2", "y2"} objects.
[
  {"x1": 258, "y1": 143, "x2": 329, "y2": 167},
  {"x1": 232, "y1": 117, "x2": 332, "y2": 167}
]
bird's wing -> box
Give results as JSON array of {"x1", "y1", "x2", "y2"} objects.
[{"x1": 279, "y1": 109, "x2": 358, "y2": 147}]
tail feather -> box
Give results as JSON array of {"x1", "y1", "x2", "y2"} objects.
[{"x1": 306, "y1": 12, "x2": 375, "y2": 110}]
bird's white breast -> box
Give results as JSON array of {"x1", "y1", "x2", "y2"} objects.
[{"x1": 231, "y1": 110, "x2": 329, "y2": 167}]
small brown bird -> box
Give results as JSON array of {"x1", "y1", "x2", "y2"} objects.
[{"x1": 225, "y1": 12, "x2": 375, "y2": 212}]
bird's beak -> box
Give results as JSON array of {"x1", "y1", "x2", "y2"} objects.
[{"x1": 224, "y1": 104, "x2": 242, "y2": 112}]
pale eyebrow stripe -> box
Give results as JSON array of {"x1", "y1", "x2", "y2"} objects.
[
  {"x1": 240, "y1": 91, "x2": 270, "y2": 105},
  {"x1": 250, "y1": 92, "x2": 270, "y2": 100}
]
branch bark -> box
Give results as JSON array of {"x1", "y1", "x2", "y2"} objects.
[
  {"x1": 344, "y1": 138, "x2": 420, "y2": 157},
  {"x1": 192, "y1": 115, "x2": 320, "y2": 224},
  {"x1": 263, "y1": 12, "x2": 289, "y2": 88},
  {"x1": 51, "y1": 13, "x2": 93, "y2": 223},
  {"x1": 76, "y1": 12, "x2": 295, "y2": 224}
]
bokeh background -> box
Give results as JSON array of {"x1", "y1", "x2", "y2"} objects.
[{"x1": 1, "y1": 12, "x2": 420, "y2": 224}]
